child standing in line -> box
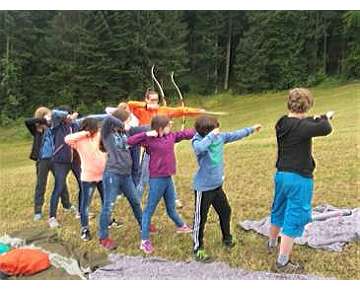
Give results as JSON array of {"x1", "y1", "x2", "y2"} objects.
[
  {"x1": 25, "y1": 107, "x2": 71, "y2": 221},
  {"x1": 268, "y1": 88, "x2": 334, "y2": 274},
  {"x1": 98, "y1": 109, "x2": 144, "y2": 250},
  {"x1": 127, "y1": 115, "x2": 193, "y2": 255},
  {"x1": 191, "y1": 115, "x2": 262, "y2": 262},
  {"x1": 65, "y1": 117, "x2": 107, "y2": 241}
]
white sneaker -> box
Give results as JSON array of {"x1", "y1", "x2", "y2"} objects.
[
  {"x1": 48, "y1": 217, "x2": 60, "y2": 228},
  {"x1": 34, "y1": 213, "x2": 42, "y2": 221}
]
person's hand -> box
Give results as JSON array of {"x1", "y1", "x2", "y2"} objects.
[
  {"x1": 252, "y1": 124, "x2": 262, "y2": 132},
  {"x1": 326, "y1": 111, "x2": 335, "y2": 120},
  {"x1": 146, "y1": 130, "x2": 158, "y2": 137},
  {"x1": 70, "y1": 112, "x2": 79, "y2": 120},
  {"x1": 210, "y1": 128, "x2": 220, "y2": 135}
]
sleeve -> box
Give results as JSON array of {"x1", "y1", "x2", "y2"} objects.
[
  {"x1": 192, "y1": 132, "x2": 218, "y2": 155},
  {"x1": 221, "y1": 127, "x2": 254, "y2": 144},
  {"x1": 127, "y1": 131, "x2": 148, "y2": 146},
  {"x1": 24, "y1": 118, "x2": 47, "y2": 136},
  {"x1": 300, "y1": 116, "x2": 333, "y2": 139},
  {"x1": 128, "y1": 125, "x2": 151, "y2": 136},
  {"x1": 51, "y1": 109, "x2": 69, "y2": 128},
  {"x1": 174, "y1": 128, "x2": 196, "y2": 143},
  {"x1": 128, "y1": 101, "x2": 147, "y2": 110},
  {"x1": 76, "y1": 113, "x2": 108, "y2": 126},
  {"x1": 65, "y1": 131, "x2": 89, "y2": 148},
  {"x1": 159, "y1": 106, "x2": 204, "y2": 119},
  {"x1": 101, "y1": 115, "x2": 124, "y2": 139}
]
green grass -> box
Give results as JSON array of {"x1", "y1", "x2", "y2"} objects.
[{"x1": 0, "y1": 82, "x2": 359, "y2": 279}]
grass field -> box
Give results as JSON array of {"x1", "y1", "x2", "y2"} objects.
[{"x1": 0, "y1": 82, "x2": 359, "y2": 279}]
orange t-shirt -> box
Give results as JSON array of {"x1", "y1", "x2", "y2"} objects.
[{"x1": 128, "y1": 101, "x2": 203, "y2": 126}]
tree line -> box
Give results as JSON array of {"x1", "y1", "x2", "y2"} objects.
[{"x1": 0, "y1": 11, "x2": 359, "y2": 122}]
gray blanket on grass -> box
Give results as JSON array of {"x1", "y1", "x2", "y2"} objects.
[
  {"x1": 239, "y1": 204, "x2": 360, "y2": 252},
  {"x1": 89, "y1": 254, "x2": 329, "y2": 280}
]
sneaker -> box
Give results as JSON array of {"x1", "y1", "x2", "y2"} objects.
[
  {"x1": 274, "y1": 260, "x2": 305, "y2": 274},
  {"x1": 149, "y1": 224, "x2": 158, "y2": 234},
  {"x1": 176, "y1": 224, "x2": 192, "y2": 234},
  {"x1": 99, "y1": 238, "x2": 118, "y2": 250},
  {"x1": 34, "y1": 213, "x2": 42, "y2": 221},
  {"x1": 80, "y1": 228, "x2": 91, "y2": 241},
  {"x1": 175, "y1": 199, "x2": 183, "y2": 209},
  {"x1": 194, "y1": 249, "x2": 212, "y2": 263},
  {"x1": 108, "y1": 218, "x2": 124, "y2": 229},
  {"x1": 223, "y1": 238, "x2": 236, "y2": 249},
  {"x1": 140, "y1": 240, "x2": 154, "y2": 254},
  {"x1": 64, "y1": 205, "x2": 77, "y2": 214},
  {"x1": 48, "y1": 217, "x2": 60, "y2": 228}
]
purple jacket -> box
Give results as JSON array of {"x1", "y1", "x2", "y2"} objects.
[{"x1": 127, "y1": 129, "x2": 195, "y2": 177}]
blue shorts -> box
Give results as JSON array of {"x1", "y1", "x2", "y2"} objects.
[{"x1": 270, "y1": 171, "x2": 313, "y2": 238}]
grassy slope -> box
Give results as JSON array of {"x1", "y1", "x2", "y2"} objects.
[{"x1": 0, "y1": 82, "x2": 359, "y2": 279}]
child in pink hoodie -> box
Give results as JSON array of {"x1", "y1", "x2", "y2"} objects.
[{"x1": 65, "y1": 117, "x2": 107, "y2": 241}]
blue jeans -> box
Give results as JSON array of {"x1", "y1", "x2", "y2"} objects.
[
  {"x1": 49, "y1": 163, "x2": 72, "y2": 218},
  {"x1": 49, "y1": 161, "x2": 82, "y2": 218},
  {"x1": 271, "y1": 171, "x2": 313, "y2": 238},
  {"x1": 136, "y1": 151, "x2": 150, "y2": 200},
  {"x1": 98, "y1": 171, "x2": 142, "y2": 240},
  {"x1": 141, "y1": 177, "x2": 184, "y2": 240},
  {"x1": 81, "y1": 181, "x2": 104, "y2": 228}
]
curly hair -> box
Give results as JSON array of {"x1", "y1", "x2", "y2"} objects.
[{"x1": 287, "y1": 88, "x2": 314, "y2": 113}]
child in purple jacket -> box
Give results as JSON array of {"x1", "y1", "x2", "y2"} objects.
[{"x1": 127, "y1": 115, "x2": 193, "y2": 254}]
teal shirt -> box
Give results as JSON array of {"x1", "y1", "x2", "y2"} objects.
[{"x1": 192, "y1": 127, "x2": 254, "y2": 192}]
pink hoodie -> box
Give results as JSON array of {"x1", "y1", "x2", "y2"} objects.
[{"x1": 65, "y1": 131, "x2": 106, "y2": 182}]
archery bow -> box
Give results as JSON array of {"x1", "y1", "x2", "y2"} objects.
[
  {"x1": 170, "y1": 71, "x2": 186, "y2": 130},
  {"x1": 151, "y1": 65, "x2": 167, "y2": 107}
]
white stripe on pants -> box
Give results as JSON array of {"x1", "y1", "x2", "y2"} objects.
[{"x1": 193, "y1": 190, "x2": 202, "y2": 251}]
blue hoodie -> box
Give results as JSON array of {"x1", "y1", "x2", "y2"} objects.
[{"x1": 192, "y1": 127, "x2": 254, "y2": 192}]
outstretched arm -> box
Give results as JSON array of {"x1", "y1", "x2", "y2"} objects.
[
  {"x1": 127, "y1": 131, "x2": 148, "y2": 146},
  {"x1": 301, "y1": 115, "x2": 333, "y2": 138},
  {"x1": 159, "y1": 106, "x2": 205, "y2": 119},
  {"x1": 174, "y1": 128, "x2": 196, "y2": 142}
]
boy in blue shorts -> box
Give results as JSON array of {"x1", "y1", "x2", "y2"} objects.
[{"x1": 268, "y1": 88, "x2": 334, "y2": 273}]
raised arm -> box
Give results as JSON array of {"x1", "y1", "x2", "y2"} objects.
[
  {"x1": 192, "y1": 131, "x2": 218, "y2": 155},
  {"x1": 101, "y1": 115, "x2": 124, "y2": 139},
  {"x1": 51, "y1": 109, "x2": 69, "y2": 128},
  {"x1": 128, "y1": 101, "x2": 147, "y2": 110},
  {"x1": 65, "y1": 131, "x2": 90, "y2": 148},
  {"x1": 24, "y1": 118, "x2": 48, "y2": 136},
  {"x1": 221, "y1": 127, "x2": 254, "y2": 144},
  {"x1": 127, "y1": 131, "x2": 148, "y2": 146},
  {"x1": 301, "y1": 115, "x2": 332, "y2": 139},
  {"x1": 159, "y1": 106, "x2": 204, "y2": 119},
  {"x1": 174, "y1": 128, "x2": 196, "y2": 143},
  {"x1": 128, "y1": 125, "x2": 151, "y2": 136}
]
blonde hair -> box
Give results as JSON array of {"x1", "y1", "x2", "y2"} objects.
[
  {"x1": 287, "y1": 88, "x2": 314, "y2": 113},
  {"x1": 117, "y1": 102, "x2": 130, "y2": 112},
  {"x1": 34, "y1": 106, "x2": 51, "y2": 119}
]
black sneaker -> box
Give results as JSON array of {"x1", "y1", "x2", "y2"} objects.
[
  {"x1": 80, "y1": 228, "x2": 91, "y2": 241},
  {"x1": 223, "y1": 238, "x2": 236, "y2": 249},
  {"x1": 108, "y1": 218, "x2": 123, "y2": 229},
  {"x1": 274, "y1": 260, "x2": 305, "y2": 274}
]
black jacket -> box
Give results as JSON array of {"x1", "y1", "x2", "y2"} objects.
[
  {"x1": 275, "y1": 115, "x2": 332, "y2": 177},
  {"x1": 24, "y1": 117, "x2": 48, "y2": 161}
]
